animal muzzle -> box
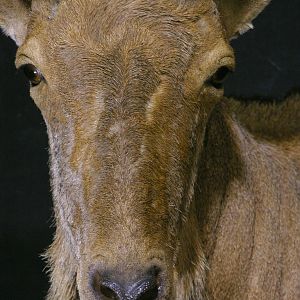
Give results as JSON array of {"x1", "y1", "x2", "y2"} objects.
[{"x1": 90, "y1": 265, "x2": 163, "y2": 300}]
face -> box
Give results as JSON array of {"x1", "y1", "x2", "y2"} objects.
[{"x1": 15, "y1": 0, "x2": 234, "y2": 298}]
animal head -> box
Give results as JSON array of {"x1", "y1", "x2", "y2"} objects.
[{"x1": 0, "y1": 1, "x2": 270, "y2": 299}]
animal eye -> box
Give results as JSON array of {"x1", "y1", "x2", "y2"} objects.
[
  {"x1": 21, "y1": 64, "x2": 44, "y2": 87},
  {"x1": 209, "y1": 66, "x2": 232, "y2": 89}
]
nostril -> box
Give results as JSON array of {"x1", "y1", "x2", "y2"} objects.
[
  {"x1": 99, "y1": 282, "x2": 120, "y2": 299},
  {"x1": 91, "y1": 273, "x2": 122, "y2": 300},
  {"x1": 137, "y1": 284, "x2": 159, "y2": 300},
  {"x1": 128, "y1": 266, "x2": 161, "y2": 300}
]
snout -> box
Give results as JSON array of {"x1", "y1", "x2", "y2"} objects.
[{"x1": 90, "y1": 265, "x2": 163, "y2": 300}]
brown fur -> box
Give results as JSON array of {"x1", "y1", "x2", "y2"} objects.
[{"x1": 0, "y1": 1, "x2": 299, "y2": 299}]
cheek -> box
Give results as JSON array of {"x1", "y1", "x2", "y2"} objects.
[
  {"x1": 31, "y1": 88, "x2": 70, "y2": 125},
  {"x1": 183, "y1": 64, "x2": 206, "y2": 98},
  {"x1": 30, "y1": 84, "x2": 49, "y2": 111}
]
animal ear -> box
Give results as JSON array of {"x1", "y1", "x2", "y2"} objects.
[
  {"x1": 215, "y1": 0, "x2": 271, "y2": 39},
  {"x1": 0, "y1": 0, "x2": 31, "y2": 46}
]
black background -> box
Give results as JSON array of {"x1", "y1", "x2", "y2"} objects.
[{"x1": 0, "y1": 1, "x2": 299, "y2": 299}]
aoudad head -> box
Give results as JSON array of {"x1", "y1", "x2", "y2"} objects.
[{"x1": 0, "y1": 0, "x2": 270, "y2": 299}]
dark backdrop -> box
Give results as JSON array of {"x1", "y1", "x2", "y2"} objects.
[{"x1": 0, "y1": 1, "x2": 299, "y2": 299}]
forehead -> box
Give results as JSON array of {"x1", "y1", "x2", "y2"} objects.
[
  {"x1": 45, "y1": 0, "x2": 212, "y2": 32},
  {"x1": 30, "y1": 0, "x2": 217, "y2": 53},
  {"x1": 24, "y1": 0, "x2": 222, "y2": 96}
]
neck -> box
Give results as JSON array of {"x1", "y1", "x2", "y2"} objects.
[{"x1": 195, "y1": 99, "x2": 300, "y2": 299}]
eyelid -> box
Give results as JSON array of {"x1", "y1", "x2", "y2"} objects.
[
  {"x1": 15, "y1": 54, "x2": 43, "y2": 73},
  {"x1": 15, "y1": 54, "x2": 32, "y2": 69}
]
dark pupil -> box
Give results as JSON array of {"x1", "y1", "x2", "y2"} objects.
[
  {"x1": 210, "y1": 66, "x2": 230, "y2": 89},
  {"x1": 22, "y1": 64, "x2": 42, "y2": 86},
  {"x1": 214, "y1": 66, "x2": 230, "y2": 83}
]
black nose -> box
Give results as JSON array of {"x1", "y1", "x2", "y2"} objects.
[
  {"x1": 125, "y1": 274, "x2": 159, "y2": 300},
  {"x1": 90, "y1": 267, "x2": 160, "y2": 300}
]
